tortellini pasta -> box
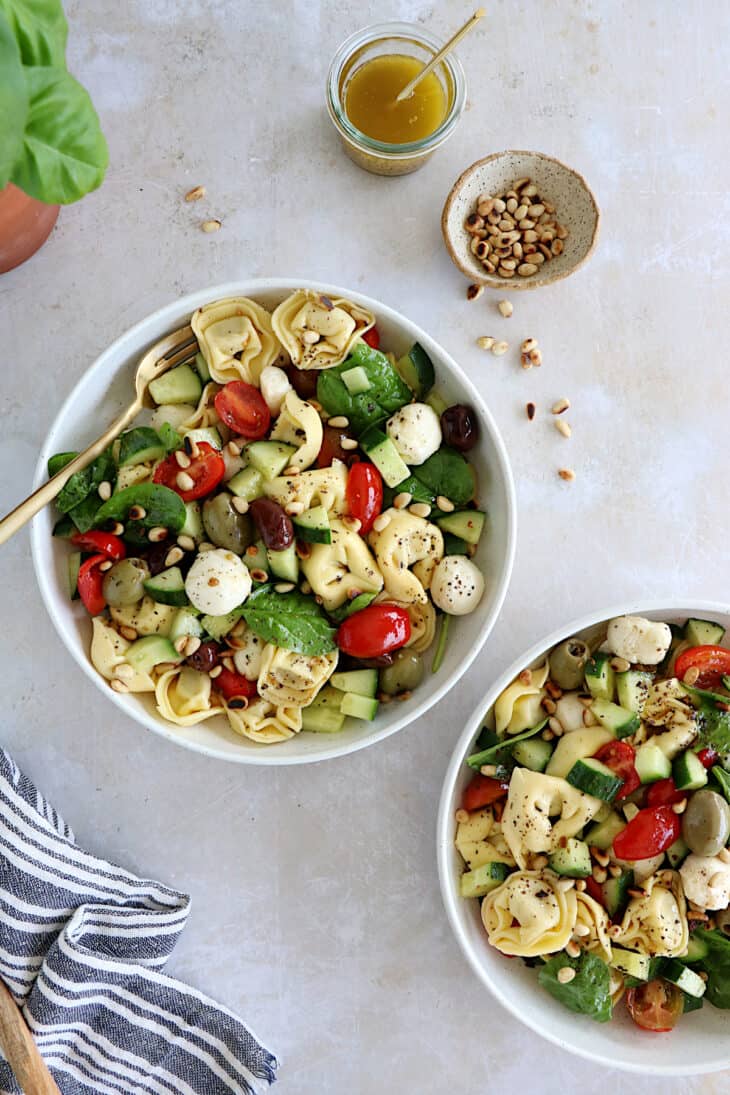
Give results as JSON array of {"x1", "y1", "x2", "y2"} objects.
[
  {"x1": 301, "y1": 519, "x2": 383, "y2": 611},
  {"x1": 501, "y1": 768, "x2": 604, "y2": 869},
  {"x1": 263, "y1": 461, "x2": 348, "y2": 516},
  {"x1": 110, "y1": 597, "x2": 176, "y2": 637},
  {"x1": 617, "y1": 870, "x2": 688, "y2": 958},
  {"x1": 455, "y1": 807, "x2": 516, "y2": 870},
  {"x1": 225, "y1": 697, "x2": 302, "y2": 744},
  {"x1": 180, "y1": 382, "x2": 222, "y2": 431},
  {"x1": 368, "y1": 509, "x2": 443, "y2": 605},
  {"x1": 89, "y1": 618, "x2": 155, "y2": 693},
  {"x1": 494, "y1": 662, "x2": 550, "y2": 736},
  {"x1": 481, "y1": 870, "x2": 578, "y2": 957},
  {"x1": 192, "y1": 297, "x2": 281, "y2": 385},
  {"x1": 575, "y1": 890, "x2": 612, "y2": 963},
  {"x1": 154, "y1": 666, "x2": 222, "y2": 726},
  {"x1": 257, "y1": 645, "x2": 338, "y2": 707},
  {"x1": 231, "y1": 626, "x2": 266, "y2": 680},
  {"x1": 271, "y1": 289, "x2": 374, "y2": 370},
  {"x1": 544, "y1": 726, "x2": 614, "y2": 780},
  {"x1": 401, "y1": 598, "x2": 437, "y2": 653},
  {"x1": 269, "y1": 390, "x2": 323, "y2": 471}
]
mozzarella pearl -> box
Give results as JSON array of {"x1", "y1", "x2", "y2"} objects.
[
  {"x1": 259, "y1": 365, "x2": 292, "y2": 416},
  {"x1": 233, "y1": 629, "x2": 266, "y2": 680},
  {"x1": 606, "y1": 615, "x2": 672, "y2": 665},
  {"x1": 680, "y1": 853, "x2": 730, "y2": 910},
  {"x1": 386, "y1": 402, "x2": 442, "y2": 466},
  {"x1": 184, "y1": 549, "x2": 251, "y2": 615},
  {"x1": 430, "y1": 556, "x2": 485, "y2": 615}
]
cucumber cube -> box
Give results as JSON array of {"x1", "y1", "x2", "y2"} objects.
[
  {"x1": 591, "y1": 699, "x2": 640, "y2": 739},
  {"x1": 340, "y1": 692, "x2": 379, "y2": 721},
  {"x1": 673, "y1": 750, "x2": 708, "y2": 791},
  {"x1": 459, "y1": 861, "x2": 510, "y2": 899},
  {"x1": 246, "y1": 441, "x2": 297, "y2": 480},
  {"x1": 330, "y1": 669, "x2": 379, "y2": 697},
  {"x1": 125, "y1": 635, "x2": 181, "y2": 673},
  {"x1": 148, "y1": 363, "x2": 203, "y2": 406},
  {"x1": 549, "y1": 838, "x2": 592, "y2": 878},
  {"x1": 635, "y1": 742, "x2": 672, "y2": 783},
  {"x1": 228, "y1": 466, "x2": 264, "y2": 502},
  {"x1": 585, "y1": 653, "x2": 615, "y2": 701},
  {"x1": 341, "y1": 365, "x2": 371, "y2": 395}
]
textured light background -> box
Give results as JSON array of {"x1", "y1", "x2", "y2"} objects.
[{"x1": 1, "y1": 0, "x2": 729, "y2": 1091}]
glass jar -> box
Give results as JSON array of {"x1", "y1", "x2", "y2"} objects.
[{"x1": 326, "y1": 22, "x2": 467, "y2": 177}]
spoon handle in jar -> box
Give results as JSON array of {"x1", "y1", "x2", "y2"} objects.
[{"x1": 395, "y1": 8, "x2": 486, "y2": 102}]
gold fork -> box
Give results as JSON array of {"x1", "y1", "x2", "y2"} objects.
[{"x1": 0, "y1": 325, "x2": 199, "y2": 546}]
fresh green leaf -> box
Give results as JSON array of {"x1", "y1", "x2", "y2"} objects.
[
  {"x1": 93, "y1": 483, "x2": 185, "y2": 545},
  {"x1": 694, "y1": 929, "x2": 730, "y2": 1009},
  {"x1": 316, "y1": 344, "x2": 412, "y2": 434},
  {"x1": 0, "y1": 0, "x2": 67, "y2": 65},
  {"x1": 383, "y1": 474, "x2": 435, "y2": 508},
  {"x1": 11, "y1": 65, "x2": 108, "y2": 205},
  {"x1": 56, "y1": 449, "x2": 115, "y2": 513},
  {"x1": 682, "y1": 683, "x2": 730, "y2": 706},
  {"x1": 242, "y1": 586, "x2": 336, "y2": 656},
  {"x1": 682, "y1": 990, "x2": 704, "y2": 1014},
  {"x1": 466, "y1": 720, "x2": 548, "y2": 770},
  {"x1": 410, "y1": 448, "x2": 475, "y2": 507},
  {"x1": 538, "y1": 951, "x2": 612, "y2": 1023},
  {"x1": 67, "y1": 491, "x2": 104, "y2": 533},
  {"x1": 328, "y1": 591, "x2": 377, "y2": 624},
  {"x1": 431, "y1": 613, "x2": 450, "y2": 675},
  {"x1": 47, "y1": 450, "x2": 78, "y2": 477},
  {"x1": 710, "y1": 766, "x2": 730, "y2": 804},
  {"x1": 158, "y1": 422, "x2": 182, "y2": 453},
  {"x1": 695, "y1": 703, "x2": 730, "y2": 768},
  {"x1": 0, "y1": 9, "x2": 28, "y2": 187},
  {"x1": 52, "y1": 513, "x2": 74, "y2": 538}
]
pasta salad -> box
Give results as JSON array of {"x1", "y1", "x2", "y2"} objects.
[
  {"x1": 49, "y1": 290, "x2": 487, "y2": 743},
  {"x1": 456, "y1": 613, "x2": 730, "y2": 1031}
]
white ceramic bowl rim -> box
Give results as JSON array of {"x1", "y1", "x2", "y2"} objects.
[
  {"x1": 30, "y1": 278, "x2": 516, "y2": 766},
  {"x1": 438, "y1": 598, "x2": 730, "y2": 1075}
]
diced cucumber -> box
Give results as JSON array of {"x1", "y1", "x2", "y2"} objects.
[
  {"x1": 395, "y1": 342, "x2": 436, "y2": 398},
  {"x1": 434, "y1": 509, "x2": 486, "y2": 546},
  {"x1": 359, "y1": 426, "x2": 409, "y2": 488},
  {"x1": 68, "y1": 551, "x2": 81, "y2": 600},
  {"x1": 684, "y1": 934, "x2": 710, "y2": 963},
  {"x1": 118, "y1": 427, "x2": 166, "y2": 467},
  {"x1": 673, "y1": 750, "x2": 708, "y2": 791},
  {"x1": 684, "y1": 618, "x2": 726, "y2": 646},
  {"x1": 425, "y1": 389, "x2": 448, "y2": 416},
  {"x1": 301, "y1": 690, "x2": 347, "y2": 732},
  {"x1": 585, "y1": 653, "x2": 615, "y2": 701},
  {"x1": 169, "y1": 606, "x2": 203, "y2": 643},
  {"x1": 143, "y1": 566, "x2": 188, "y2": 607},
  {"x1": 567, "y1": 758, "x2": 624, "y2": 802},
  {"x1": 635, "y1": 742, "x2": 672, "y2": 783},
  {"x1": 512, "y1": 737, "x2": 553, "y2": 772},
  {"x1": 180, "y1": 501, "x2": 204, "y2": 542},
  {"x1": 201, "y1": 609, "x2": 243, "y2": 641},
  {"x1": 148, "y1": 363, "x2": 203, "y2": 406},
  {"x1": 610, "y1": 947, "x2": 651, "y2": 981},
  {"x1": 292, "y1": 505, "x2": 331, "y2": 544},
  {"x1": 459, "y1": 861, "x2": 510, "y2": 899},
  {"x1": 590, "y1": 698, "x2": 640, "y2": 740},
  {"x1": 266, "y1": 543, "x2": 299, "y2": 583},
  {"x1": 341, "y1": 365, "x2": 371, "y2": 395},
  {"x1": 544, "y1": 727, "x2": 614, "y2": 779},
  {"x1": 340, "y1": 692, "x2": 379, "y2": 721},
  {"x1": 616, "y1": 670, "x2": 653, "y2": 715},
  {"x1": 185, "y1": 426, "x2": 223, "y2": 450},
  {"x1": 666, "y1": 836, "x2": 690, "y2": 869},
  {"x1": 244, "y1": 541, "x2": 269, "y2": 575},
  {"x1": 330, "y1": 669, "x2": 378, "y2": 698},
  {"x1": 683, "y1": 991, "x2": 704, "y2": 1014},
  {"x1": 228, "y1": 466, "x2": 264, "y2": 502},
  {"x1": 442, "y1": 533, "x2": 469, "y2": 555},
  {"x1": 585, "y1": 810, "x2": 626, "y2": 851},
  {"x1": 125, "y1": 635, "x2": 181, "y2": 673},
  {"x1": 193, "y1": 351, "x2": 211, "y2": 382},
  {"x1": 662, "y1": 960, "x2": 706, "y2": 999},
  {"x1": 602, "y1": 870, "x2": 634, "y2": 918},
  {"x1": 246, "y1": 440, "x2": 297, "y2": 480},
  {"x1": 548, "y1": 838, "x2": 592, "y2": 878}
]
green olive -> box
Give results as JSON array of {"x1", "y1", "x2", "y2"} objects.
[
  {"x1": 379, "y1": 650, "x2": 424, "y2": 696},
  {"x1": 202, "y1": 492, "x2": 254, "y2": 554},
  {"x1": 682, "y1": 789, "x2": 730, "y2": 857},
  {"x1": 549, "y1": 638, "x2": 591, "y2": 690},
  {"x1": 102, "y1": 558, "x2": 150, "y2": 607},
  {"x1": 715, "y1": 908, "x2": 730, "y2": 937}
]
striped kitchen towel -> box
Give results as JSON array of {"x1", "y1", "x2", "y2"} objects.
[{"x1": 0, "y1": 749, "x2": 278, "y2": 1095}]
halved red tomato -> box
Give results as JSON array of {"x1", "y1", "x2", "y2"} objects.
[
  {"x1": 462, "y1": 774, "x2": 509, "y2": 812},
  {"x1": 336, "y1": 604, "x2": 411, "y2": 659},
  {"x1": 212, "y1": 668, "x2": 258, "y2": 703},
  {"x1": 612, "y1": 805, "x2": 680, "y2": 860},
  {"x1": 626, "y1": 980, "x2": 683, "y2": 1032},
  {"x1": 584, "y1": 876, "x2": 606, "y2": 906},
  {"x1": 71, "y1": 530, "x2": 126, "y2": 561},
  {"x1": 647, "y1": 778, "x2": 686, "y2": 807},
  {"x1": 674, "y1": 645, "x2": 730, "y2": 690},
  {"x1": 697, "y1": 747, "x2": 720, "y2": 768},
  {"x1": 153, "y1": 441, "x2": 225, "y2": 501},
  {"x1": 214, "y1": 380, "x2": 271, "y2": 439},
  {"x1": 77, "y1": 554, "x2": 107, "y2": 615},
  {"x1": 593, "y1": 740, "x2": 640, "y2": 800},
  {"x1": 362, "y1": 326, "x2": 380, "y2": 349},
  {"x1": 346, "y1": 462, "x2": 383, "y2": 534}
]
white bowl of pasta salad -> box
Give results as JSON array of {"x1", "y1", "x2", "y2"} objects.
[
  {"x1": 438, "y1": 601, "x2": 730, "y2": 1073},
  {"x1": 30, "y1": 280, "x2": 515, "y2": 764}
]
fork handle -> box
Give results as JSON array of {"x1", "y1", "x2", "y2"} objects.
[
  {"x1": 0, "y1": 980, "x2": 62, "y2": 1094},
  {"x1": 0, "y1": 398, "x2": 142, "y2": 547}
]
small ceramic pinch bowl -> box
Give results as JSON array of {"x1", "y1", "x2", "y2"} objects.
[{"x1": 441, "y1": 150, "x2": 600, "y2": 290}]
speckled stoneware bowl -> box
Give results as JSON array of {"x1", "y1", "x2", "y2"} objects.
[{"x1": 441, "y1": 150, "x2": 600, "y2": 290}]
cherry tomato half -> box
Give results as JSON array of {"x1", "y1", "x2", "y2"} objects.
[
  {"x1": 71, "y1": 530, "x2": 126, "y2": 561},
  {"x1": 698, "y1": 747, "x2": 720, "y2": 769},
  {"x1": 77, "y1": 553, "x2": 107, "y2": 615},
  {"x1": 212, "y1": 668, "x2": 258, "y2": 703},
  {"x1": 214, "y1": 380, "x2": 271, "y2": 440},
  {"x1": 336, "y1": 603, "x2": 411, "y2": 660},
  {"x1": 674, "y1": 645, "x2": 730, "y2": 690},
  {"x1": 647, "y1": 778, "x2": 686, "y2": 807},
  {"x1": 346, "y1": 462, "x2": 383, "y2": 534},
  {"x1": 612, "y1": 805, "x2": 680, "y2": 860},
  {"x1": 362, "y1": 326, "x2": 380, "y2": 349},
  {"x1": 584, "y1": 876, "x2": 606, "y2": 907},
  {"x1": 462, "y1": 774, "x2": 509, "y2": 812},
  {"x1": 153, "y1": 441, "x2": 225, "y2": 502},
  {"x1": 626, "y1": 980, "x2": 683, "y2": 1033},
  {"x1": 593, "y1": 740, "x2": 640, "y2": 801}
]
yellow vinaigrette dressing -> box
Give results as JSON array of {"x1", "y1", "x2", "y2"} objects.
[{"x1": 344, "y1": 54, "x2": 447, "y2": 144}]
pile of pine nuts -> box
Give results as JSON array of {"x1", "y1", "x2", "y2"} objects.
[{"x1": 464, "y1": 178, "x2": 569, "y2": 280}]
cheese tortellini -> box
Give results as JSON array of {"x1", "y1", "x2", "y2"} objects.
[
  {"x1": 154, "y1": 666, "x2": 222, "y2": 726},
  {"x1": 263, "y1": 461, "x2": 349, "y2": 516},
  {"x1": 494, "y1": 662, "x2": 550, "y2": 736},
  {"x1": 180, "y1": 382, "x2": 222, "y2": 431},
  {"x1": 481, "y1": 871, "x2": 578, "y2": 957},
  {"x1": 400, "y1": 598, "x2": 437, "y2": 653},
  {"x1": 301, "y1": 519, "x2": 383, "y2": 611},
  {"x1": 109, "y1": 597, "x2": 176, "y2": 637},
  {"x1": 269, "y1": 390, "x2": 323, "y2": 471},
  {"x1": 257, "y1": 645, "x2": 338, "y2": 707},
  {"x1": 192, "y1": 297, "x2": 281, "y2": 385},
  {"x1": 90, "y1": 618, "x2": 155, "y2": 692},
  {"x1": 575, "y1": 890, "x2": 612, "y2": 963},
  {"x1": 501, "y1": 768, "x2": 603, "y2": 869},
  {"x1": 617, "y1": 870, "x2": 688, "y2": 957},
  {"x1": 271, "y1": 289, "x2": 374, "y2": 370},
  {"x1": 368, "y1": 509, "x2": 443, "y2": 605},
  {"x1": 225, "y1": 697, "x2": 302, "y2": 744},
  {"x1": 455, "y1": 807, "x2": 516, "y2": 870}
]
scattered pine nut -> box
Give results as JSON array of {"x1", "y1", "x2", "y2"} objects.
[
  {"x1": 575, "y1": 879, "x2": 587, "y2": 892},
  {"x1": 177, "y1": 534, "x2": 196, "y2": 551},
  {"x1": 498, "y1": 300, "x2": 513, "y2": 318},
  {"x1": 114, "y1": 662, "x2": 134, "y2": 680},
  {"x1": 519, "y1": 669, "x2": 532, "y2": 685},
  {"x1": 201, "y1": 219, "x2": 221, "y2": 233},
  {"x1": 209, "y1": 665, "x2": 223, "y2": 678},
  {"x1": 555, "y1": 419, "x2": 572, "y2": 438},
  {"x1": 185, "y1": 185, "x2": 206, "y2": 202},
  {"x1": 683, "y1": 666, "x2": 700, "y2": 686},
  {"x1": 565, "y1": 940, "x2": 581, "y2": 959},
  {"x1": 592, "y1": 866, "x2": 607, "y2": 884},
  {"x1": 274, "y1": 582, "x2": 296, "y2": 593},
  {"x1": 610, "y1": 656, "x2": 631, "y2": 673},
  {"x1": 250, "y1": 568, "x2": 269, "y2": 582},
  {"x1": 226, "y1": 440, "x2": 241, "y2": 457},
  {"x1": 479, "y1": 763, "x2": 498, "y2": 776},
  {"x1": 184, "y1": 636, "x2": 201, "y2": 657},
  {"x1": 119, "y1": 626, "x2": 138, "y2": 641},
  {"x1": 174, "y1": 635, "x2": 188, "y2": 654},
  {"x1": 455, "y1": 808, "x2": 469, "y2": 824},
  {"x1": 285, "y1": 501, "x2": 305, "y2": 516},
  {"x1": 372, "y1": 513, "x2": 391, "y2": 532},
  {"x1": 552, "y1": 398, "x2": 570, "y2": 414},
  {"x1": 521, "y1": 338, "x2": 538, "y2": 354},
  {"x1": 340, "y1": 437, "x2": 358, "y2": 450},
  {"x1": 528, "y1": 348, "x2": 542, "y2": 367},
  {"x1": 573, "y1": 922, "x2": 591, "y2": 937},
  {"x1": 110, "y1": 678, "x2": 129, "y2": 694},
  {"x1": 175, "y1": 450, "x2": 191, "y2": 469},
  {"x1": 558, "y1": 468, "x2": 576, "y2": 482},
  {"x1": 393, "y1": 492, "x2": 412, "y2": 509},
  {"x1": 99, "y1": 560, "x2": 113, "y2": 572},
  {"x1": 176, "y1": 471, "x2": 195, "y2": 491},
  {"x1": 437, "y1": 495, "x2": 455, "y2": 512},
  {"x1": 328, "y1": 415, "x2": 349, "y2": 429},
  {"x1": 231, "y1": 497, "x2": 249, "y2": 514},
  {"x1": 526, "y1": 402, "x2": 536, "y2": 420},
  {"x1": 672, "y1": 799, "x2": 687, "y2": 814},
  {"x1": 409, "y1": 502, "x2": 431, "y2": 518},
  {"x1": 97, "y1": 480, "x2": 112, "y2": 501},
  {"x1": 283, "y1": 466, "x2": 301, "y2": 477},
  {"x1": 520, "y1": 354, "x2": 532, "y2": 370},
  {"x1": 491, "y1": 340, "x2": 509, "y2": 356},
  {"x1": 165, "y1": 546, "x2": 184, "y2": 567},
  {"x1": 476, "y1": 336, "x2": 495, "y2": 351},
  {"x1": 128, "y1": 506, "x2": 146, "y2": 521},
  {"x1": 467, "y1": 284, "x2": 484, "y2": 301},
  {"x1": 148, "y1": 526, "x2": 168, "y2": 542}
]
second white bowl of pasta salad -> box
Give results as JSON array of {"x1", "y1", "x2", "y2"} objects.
[
  {"x1": 30, "y1": 279, "x2": 515, "y2": 764},
  {"x1": 438, "y1": 601, "x2": 730, "y2": 1074}
]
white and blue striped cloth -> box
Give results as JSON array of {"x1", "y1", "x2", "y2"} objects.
[{"x1": 0, "y1": 749, "x2": 278, "y2": 1095}]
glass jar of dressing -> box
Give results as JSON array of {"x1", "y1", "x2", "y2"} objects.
[{"x1": 326, "y1": 22, "x2": 467, "y2": 177}]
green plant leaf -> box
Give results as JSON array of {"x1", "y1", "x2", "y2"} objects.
[
  {"x1": 242, "y1": 586, "x2": 337, "y2": 655},
  {"x1": 0, "y1": 0, "x2": 67, "y2": 65},
  {"x1": 0, "y1": 9, "x2": 28, "y2": 187},
  {"x1": 11, "y1": 65, "x2": 108, "y2": 204},
  {"x1": 538, "y1": 951, "x2": 612, "y2": 1023},
  {"x1": 93, "y1": 483, "x2": 186, "y2": 545}
]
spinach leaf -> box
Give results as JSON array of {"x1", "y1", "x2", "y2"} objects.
[
  {"x1": 0, "y1": 9, "x2": 28, "y2": 188},
  {"x1": 711, "y1": 766, "x2": 730, "y2": 804},
  {"x1": 158, "y1": 422, "x2": 182, "y2": 453},
  {"x1": 242, "y1": 586, "x2": 336, "y2": 655},
  {"x1": 56, "y1": 448, "x2": 115, "y2": 514},
  {"x1": 466, "y1": 720, "x2": 547, "y2": 769},
  {"x1": 328, "y1": 591, "x2": 377, "y2": 624},
  {"x1": 47, "y1": 450, "x2": 78, "y2": 477},
  {"x1": 694, "y1": 929, "x2": 730, "y2": 1008},
  {"x1": 538, "y1": 951, "x2": 612, "y2": 1023},
  {"x1": 409, "y1": 448, "x2": 475, "y2": 507},
  {"x1": 52, "y1": 513, "x2": 74, "y2": 538},
  {"x1": 0, "y1": 0, "x2": 68, "y2": 66},
  {"x1": 383, "y1": 474, "x2": 435, "y2": 508},
  {"x1": 68, "y1": 491, "x2": 105, "y2": 533},
  {"x1": 93, "y1": 483, "x2": 185, "y2": 545},
  {"x1": 695, "y1": 703, "x2": 730, "y2": 768},
  {"x1": 317, "y1": 343, "x2": 412, "y2": 434}
]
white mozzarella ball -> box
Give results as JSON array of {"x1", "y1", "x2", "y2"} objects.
[
  {"x1": 184, "y1": 549, "x2": 251, "y2": 616},
  {"x1": 233, "y1": 629, "x2": 266, "y2": 680},
  {"x1": 680, "y1": 854, "x2": 730, "y2": 910},
  {"x1": 386, "y1": 402, "x2": 442, "y2": 466},
  {"x1": 430, "y1": 556, "x2": 485, "y2": 615},
  {"x1": 259, "y1": 365, "x2": 292, "y2": 416},
  {"x1": 606, "y1": 615, "x2": 672, "y2": 665}
]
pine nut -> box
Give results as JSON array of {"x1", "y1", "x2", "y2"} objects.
[
  {"x1": 526, "y1": 402, "x2": 536, "y2": 420},
  {"x1": 500, "y1": 258, "x2": 517, "y2": 271},
  {"x1": 480, "y1": 763, "x2": 498, "y2": 776},
  {"x1": 109, "y1": 521, "x2": 125, "y2": 535},
  {"x1": 557, "y1": 224, "x2": 569, "y2": 240},
  {"x1": 528, "y1": 349, "x2": 542, "y2": 367},
  {"x1": 520, "y1": 354, "x2": 532, "y2": 370},
  {"x1": 719, "y1": 848, "x2": 730, "y2": 864},
  {"x1": 672, "y1": 799, "x2": 687, "y2": 814},
  {"x1": 409, "y1": 502, "x2": 431, "y2": 518},
  {"x1": 393, "y1": 492, "x2": 412, "y2": 509},
  {"x1": 467, "y1": 284, "x2": 484, "y2": 301},
  {"x1": 340, "y1": 438, "x2": 358, "y2": 450},
  {"x1": 683, "y1": 666, "x2": 700, "y2": 685},
  {"x1": 565, "y1": 940, "x2": 581, "y2": 959},
  {"x1": 575, "y1": 879, "x2": 587, "y2": 892},
  {"x1": 283, "y1": 465, "x2": 301, "y2": 477},
  {"x1": 555, "y1": 419, "x2": 572, "y2": 438},
  {"x1": 541, "y1": 696, "x2": 556, "y2": 714},
  {"x1": 201, "y1": 219, "x2": 221, "y2": 232},
  {"x1": 110, "y1": 678, "x2": 129, "y2": 693},
  {"x1": 226, "y1": 441, "x2": 241, "y2": 458},
  {"x1": 558, "y1": 468, "x2": 576, "y2": 482},
  {"x1": 175, "y1": 450, "x2": 191, "y2": 468},
  {"x1": 551, "y1": 239, "x2": 564, "y2": 256},
  {"x1": 148, "y1": 526, "x2": 169, "y2": 542},
  {"x1": 498, "y1": 299, "x2": 513, "y2": 318},
  {"x1": 119, "y1": 626, "x2": 138, "y2": 641},
  {"x1": 285, "y1": 502, "x2": 305, "y2": 516},
  {"x1": 98, "y1": 480, "x2": 112, "y2": 501},
  {"x1": 328, "y1": 416, "x2": 349, "y2": 429},
  {"x1": 250, "y1": 568, "x2": 268, "y2": 582},
  {"x1": 209, "y1": 665, "x2": 223, "y2": 678},
  {"x1": 165, "y1": 546, "x2": 184, "y2": 567},
  {"x1": 174, "y1": 635, "x2": 188, "y2": 654},
  {"x1": 437, "y1": 495, "x2": 455, "y2": 512},
  {"x1": 497, "y1": 269, "x2": 515, "y2": 279},
  {"x1": 518, "y1": 262, "x2": 538, "y2": 277},
  {"x1": 573, "y1": 922, "x2": 591, "y2": 937},
  {"x1": 476, "y1": 336, "x2": 495, "y2": 350},
  {"x1": 184, "y1": 636, "x2": 201, "y2": 657},
  {"x1": 274, "y1": 582, "x2": 296, "y2": 593},
  {"x1": 556, "y1": 878, "x2": 575, "y2": 892},
  {"x1": 185, "y1": 185, "x2": 206, "y2": 201},
  {"x1": 592, "y1": 866, "x2": 607, "y2": 884},
  {"x1": 591, "y1": 848, "x2": 610, "y2": 868},
  {"x1": 519, "y1": 669, "x2": 533, "y2": 685},
  {"x1": 542, "y1": 728, "x2": 555, "y2": 741},
  {"x1": 177, "y1": 534, "x2": 196, "y2": 550},
  {"x1": 176, "y1": 471, "x2": 195, "y2": 491},
  {"x1": 532, "y1": 854, "x2": 549, "y2": 869},
  {"x1": 557, "y1": 966, "x2": 576, "y2": 985},
  {"x1": 609, "y1": 864, "x2": 622, "y2": 878},
  {"x1": 455, "y1": 808, "x2": 469, "y2": 823},
  {"x1": 552, "y1": 398, "x2": 570, "y2": 415},
  {"x1": 491, "y1": 340, "x2": 509, "y2": 355},
  {"x1": 114, "y1": 662, "x2": 134, "y2": 680},
  {"x1": 128, "y1": 505, "x2": 146, "y2": 520},
  {"x1": 99, "y1": 560, "x2": 113, "y2": 572},
  {"x1": 610, "y1": 656, "x2": 631, "y2": 672},
  {"x1": 521, "y1": 338, "x2": 538, "y2": 354}
]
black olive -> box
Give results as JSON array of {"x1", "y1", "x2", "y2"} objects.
[{"x1": 440, "y1": 404, "x2": 479, "y2": 452}]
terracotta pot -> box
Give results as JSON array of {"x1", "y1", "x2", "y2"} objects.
[{"x1": 0, "y1": 183, "x2": 60, "y2": 274}]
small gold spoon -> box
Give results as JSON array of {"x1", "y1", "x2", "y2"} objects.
[
  {"x1": 0, "y1": 324, "x2": 199, "y2": 546},
  {"x1": 395, "y1": 8, "x2": 486, "y2": 102}
]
